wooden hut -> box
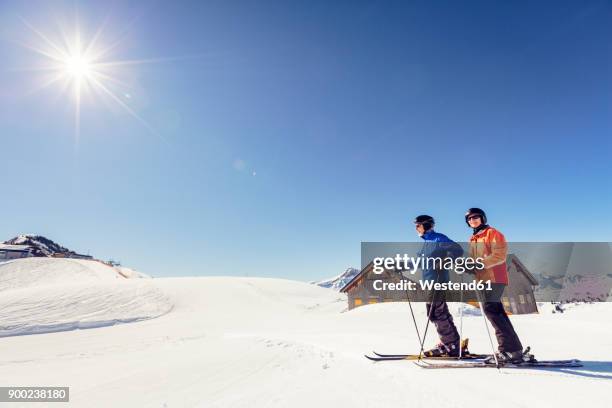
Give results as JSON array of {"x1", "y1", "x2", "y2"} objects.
[{"x1": 339, "y1": 261, "x2": 422, "y2": 309}]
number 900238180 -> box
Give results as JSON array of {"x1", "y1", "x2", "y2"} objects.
[{"x1": 1, "y1": 387, "x2": 69, "y2": 402}]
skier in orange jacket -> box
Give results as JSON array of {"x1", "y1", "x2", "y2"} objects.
[{"x1": 466, "y1": 208, "x2": 525, "y2": 363}]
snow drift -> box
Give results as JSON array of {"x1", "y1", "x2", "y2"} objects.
[{"x1": 0, "y1": 258, "x2": 172, "y2": 337}]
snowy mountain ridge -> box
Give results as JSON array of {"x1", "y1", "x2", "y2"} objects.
[
  {"x1": 313, "y1": 267, "x2": 360, "y2": 291},
  {"x1": 3, "y1": 234, "x2": 75, "y2": 257}
]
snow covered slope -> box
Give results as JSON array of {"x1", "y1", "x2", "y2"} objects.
[
  {"x1": 0, "y1": 275, "x2": 610, "y2": 408},
  {"x1": 0, "y1": 258, "x2": 172, "y2": 337}
]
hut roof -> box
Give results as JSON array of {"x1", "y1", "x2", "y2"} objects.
[
  {"x1": 508, "y1": 254, "x2": 539, "y2": 286},
  {"x1": 340, "y1": 261, "x2": 374, "y2": 293},
  {"x1": 0, "y1": 244, "x2": 32, "y2": 252}
]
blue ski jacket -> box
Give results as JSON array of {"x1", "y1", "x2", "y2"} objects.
[{"x1": 419, "y1": 230, "x2": 464, "y2": 283}]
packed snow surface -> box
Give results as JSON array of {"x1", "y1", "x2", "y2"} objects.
[{"x1": 0, "y1": 264, "x2": 610, "y2": 407}]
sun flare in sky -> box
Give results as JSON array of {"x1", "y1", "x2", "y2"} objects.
[{"x1": 19, "y1": 17, "x2": 156, "y2": 141}]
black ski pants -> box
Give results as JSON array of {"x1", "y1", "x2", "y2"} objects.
[
  {"x1": 481, "y1": 283, "x2": 523, "y2": 353},
  {"x1": 425, "y1": 301, "x2": 460, "y2": 346}
]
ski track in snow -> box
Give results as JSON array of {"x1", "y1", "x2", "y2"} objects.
[{"x1": 0, "y1": 261, "x2": 610, "y2": 407}]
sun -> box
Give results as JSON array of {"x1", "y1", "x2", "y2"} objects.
[
  {"x1": 64, "y1": 55, "x2": 92, "y2": 79},
  {"x1": 18, "y1": 16, "x2": 160, "y2": 142}
]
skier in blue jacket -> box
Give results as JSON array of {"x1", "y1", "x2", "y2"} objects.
[{"x1": 414, "y1": 215, "x2": 465, "y2": 357}]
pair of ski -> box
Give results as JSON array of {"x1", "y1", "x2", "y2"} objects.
[
  {"x1": 414, "y1": 358, "x2": 583, "y2": 369},
  {"x1": 365, "y1": 351, "x2": 582, "y2": 369},
  {"x1": 365, "y1": 351, "x2": 488, "y2": 361},
  {"x1": 365, "y1": 337, "x2": 480, "y2": 361}
]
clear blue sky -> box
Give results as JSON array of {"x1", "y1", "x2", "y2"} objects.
[{"x1": 1, "y1": 0, "x2": 610, "y2": 280}]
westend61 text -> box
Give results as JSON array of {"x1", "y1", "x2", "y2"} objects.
[{"x1": 373, "y1": 279, "x2": 493, "y2": 291}]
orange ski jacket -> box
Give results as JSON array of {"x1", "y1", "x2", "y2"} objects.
[{"x1": 469, "y1": 226, "x2": 509, "y2": 285}]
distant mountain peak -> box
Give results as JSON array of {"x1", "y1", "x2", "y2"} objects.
[
  {"x1": 3, "y1": 235, "x2": 72, "y2": 257},
  {"x1": 313, "y1": 267, "x2": 360, "y2": 291}
]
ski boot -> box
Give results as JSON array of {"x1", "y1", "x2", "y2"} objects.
[
  {"x1": 485, "y1": 347, "x2": 535, "y2": 365},
  {"x1": 423, "y1": 341, "x2": 461, "y2": 357}
]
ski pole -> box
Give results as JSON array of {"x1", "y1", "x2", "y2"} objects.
[
  {"x1": 418, "y1": 274, "x2": 441, "y2": 360},
  {"x1": 405, "y1": 287, "x2": 423, "y2": 351},
  {"x1": 458, "y1": 274, "x2": 464, "y2": 359},
  {"x1": 475, "y1": 288, "x2": 500, "y2": 368}
]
